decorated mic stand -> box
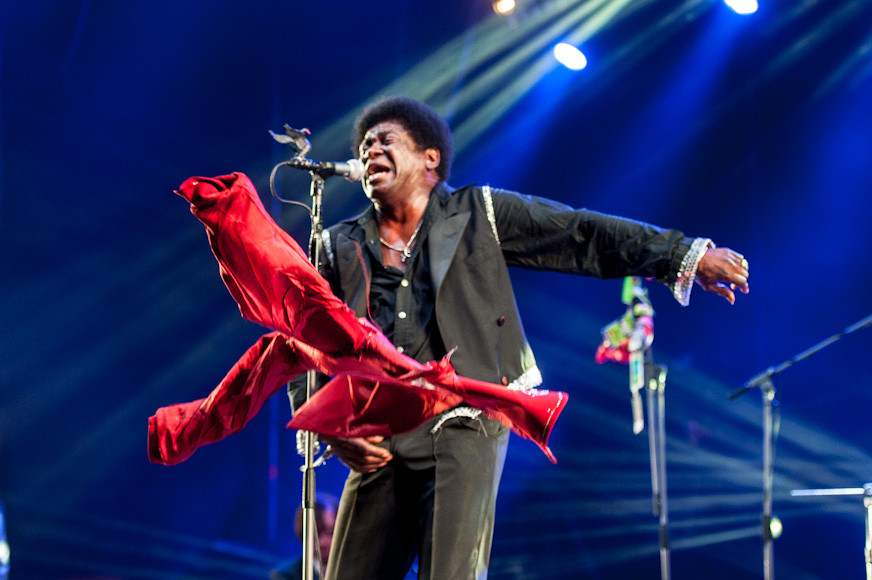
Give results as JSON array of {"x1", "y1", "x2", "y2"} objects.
[{"x1": 596, "y1": 277, "x2": 671, "y2": 580}]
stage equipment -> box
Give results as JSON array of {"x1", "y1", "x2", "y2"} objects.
[
  {"x1": 732, "y1": 313, "x2": 872, "y2": 580},
  {"x1": 270, "y1": 125, "x2": 364, "y2": 183},
  {"x1": 0, "y1": 503, "x2": 8, "y2": 580},
  {"x1": 724, "y1": 0, "x2": 758, "y2": 15},
  {"x1": 597, "y1": 277, "x2": 671, "y2": 580},
  {"x1": 553, "y1": 42, "x2": 587, "y2": 70},
  {"x1": 270, "y1": 125, "x2": 341, "y2": 580},
  {"x1": 790, "y1": 484, "x2": 872, "y2": 580},
  {"x1": 493, "y1": 0, "x2": 516, "y2": 15}
]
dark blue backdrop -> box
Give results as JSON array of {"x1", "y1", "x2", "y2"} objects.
[{"x1": 2, "y1": 1, "x2": 871, "y2": 578}]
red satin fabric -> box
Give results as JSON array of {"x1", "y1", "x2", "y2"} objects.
[
  {"x1": 148, "y1": 332, "x2": 304, "y2": 465},
  {"x1": 148, "y1": 172, "x2": 567, "y2": 465}
]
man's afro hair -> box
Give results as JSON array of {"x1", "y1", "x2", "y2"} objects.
[{"x1": 352, "y1": 96, "x2": 454, "y2": 181}]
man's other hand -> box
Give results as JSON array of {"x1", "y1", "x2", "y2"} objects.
[{"x1": 320, "y1": 435, "x2": 393, "y2": 473}]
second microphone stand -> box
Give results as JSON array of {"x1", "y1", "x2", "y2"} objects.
[
  {"x1": 790, "y1": 483, "x2": 872, "y2": 580},
  {"x1": 731, "y1": 312, "x2": 872, "y2": 580},
  {"x1": 642, "y1": 355, "x2": 670, "y2": 580}
]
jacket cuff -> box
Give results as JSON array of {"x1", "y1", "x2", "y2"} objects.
[{"x1": 670, "y1": 237, "x2": 714, "y2": 306}]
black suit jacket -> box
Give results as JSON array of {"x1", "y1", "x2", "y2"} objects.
[{"x1": 316, "y1": 183, "x2": 692, "y2": 390}]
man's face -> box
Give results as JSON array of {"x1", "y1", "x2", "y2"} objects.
[{"x1": 358, "y1": 120, "x2": 438, "y2": 201}]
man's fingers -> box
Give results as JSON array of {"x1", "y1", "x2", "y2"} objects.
[
  {"x1": 349, "y1": 452, "x2": 392, "y2": 473},
  {"x1": 701, "y1": 280, "x2": 735, "y2": 304},
  {"x1": 719, "y1": 286, "x2": 736, "y2": 305},
  {"x1": 326, "y1": 436, "x2": 393, "y2": 473},
  {"x1": 346, "y1": 457, "x2": 389, "y2": 473},
  {"x1": 697, "y1": 247, "x2": 750, "y2": 304}
]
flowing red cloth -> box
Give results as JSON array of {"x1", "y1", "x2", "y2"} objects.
[
  {"x1": 148, "y1": 172, "x2": 567, "y2": 465},
  {"x1": 148, "y1": 332, "x2": 303, "y2": 465}
]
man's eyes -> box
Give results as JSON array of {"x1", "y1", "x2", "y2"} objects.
[{"x1": 360, "y1": 134, "x2": 395, "y2": 154}]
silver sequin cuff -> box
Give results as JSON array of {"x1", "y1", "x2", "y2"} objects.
[
  {"x1": 429, "y1": 366, "x2": 543, "y2": 433},
  {"x1": 431, "y1": 406, "x2": 483, "y2": 433},
  {"x1": 671, "y1": 237, "x2": 714, "y2": 307},
  {"x1": 506, "y1": 365, "x2": 543, "y2": 392}
]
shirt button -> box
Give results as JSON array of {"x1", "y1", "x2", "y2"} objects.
[
  {"x1": 398, "y1": 311, "x2": 407, "y2": 319},
  {"x1": 401, "y1": 279, "x2": 409, "y2": 287},
  {"x1": 397, "y1": 346, "x2": 405, "y2": 354}
]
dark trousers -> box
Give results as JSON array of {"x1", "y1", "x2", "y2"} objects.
[{"x1": 325, "y1": 413, "x2": 509, "y2": 580}]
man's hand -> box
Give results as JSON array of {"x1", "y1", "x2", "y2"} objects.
[
  {"x1": 695, "y1": 247, "x2": 750, "y2": 304},
  {"x1": 320, "y1": 435, "x2": 393, "y2": 473}
]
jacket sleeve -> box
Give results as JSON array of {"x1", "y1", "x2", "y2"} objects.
[{"x1": 489, "y1": 188, "x2": 693, "y2": 285}]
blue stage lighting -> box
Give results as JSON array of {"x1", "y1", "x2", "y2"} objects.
[
  {"x1": 724, "y1": 0, "x2": 758, "y2": 14},
  {"x1": 553, "y1": 42, "x2": 587, "y2": 70}
]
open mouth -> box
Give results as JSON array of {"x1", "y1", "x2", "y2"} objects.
[{"x1": 366, "y1": 162, "x2": 390, "y2": 181}]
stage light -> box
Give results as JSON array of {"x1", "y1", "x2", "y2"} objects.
[
  {"x1": 724, "y1": 0, "x2": 758, "y2": 15},
  {"x1": 769, "y1": 515, "x2": 783, "y2": 539},
  {"x1": 0, "y1": 503, "x2": 8, "y2": 579},
  {"x1": 553, "y1": 42, "x2": 587, "y2": 70},
  {"x1": 493, "y1": 0, "x2": 516, "y2": 15}
]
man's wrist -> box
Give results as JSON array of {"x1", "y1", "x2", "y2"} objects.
[{"x1": 671, "y1": 237, "x2": 715, "y2": 306}]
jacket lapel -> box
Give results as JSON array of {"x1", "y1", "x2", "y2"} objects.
[
  {"x1": 428, "y1": 206, "x2": 469, "y2": 295},
  {"x1": 333, "y1": 186, "x2": 470, "y2": 306},
  {"x1": 333, "y1": 211, "x2": 377, "y2": 317}
]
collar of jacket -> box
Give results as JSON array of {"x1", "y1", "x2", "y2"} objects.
[{"x1": 339, "y1": 182, "x2": 476, "y2": 302}]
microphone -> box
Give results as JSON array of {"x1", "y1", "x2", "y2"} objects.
[
  {"x1": 318, "y1": 159, "x2": 366, "y2": 182},
  {"x1": 285, "y1": 157, "x2": 365, "y2": 182},
  {"x1": 270, "y1": 126, "x2": 365, "y2": 182}
]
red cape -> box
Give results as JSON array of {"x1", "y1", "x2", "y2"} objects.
[{"x1": 148, "y1": 172, "x2": 567, "y2": 465}]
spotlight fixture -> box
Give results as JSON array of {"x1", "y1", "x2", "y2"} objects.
[
  {"x1": 724, "y1": 0, "x2": 758, "y2": 15},
  {"x1": 768, "y1": 515, "x2": 783, "y2": 539},
  {"x1": 553, "y1": 42, "x2": 587, "y2": 70},
  {"x1": 493, "y1": 0, "x2": 516, "y2": 15}
]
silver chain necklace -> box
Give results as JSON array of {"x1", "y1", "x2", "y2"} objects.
[{"x1": 379, "y1": 218, "x2": 424, "y2": 263}]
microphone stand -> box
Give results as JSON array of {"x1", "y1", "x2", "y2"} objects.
[
  {"x1": 299, "y1": 172, "x2": 324, "y2": 580},
  {"x1": 631, "y1": 285, "x2": 671, "y2": 580},
  {"x1": 732, "y1": 370, "x2": 778, "y2": 580},
  {"x1": 730, "y1": 313, "x2": 872, "y2": 580},
  {"x1": 269, "y1": 125, "x2": 337, "y2": 580},
  {"x1": 644, "y1": 357, "x2": 671, "y2": 580},
  {"x1": 608, "y1": 278, "x2": 671, "y2": 579},
  {"x1": 789, "y1": 483, "x2": 872, "y2": 580}
]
